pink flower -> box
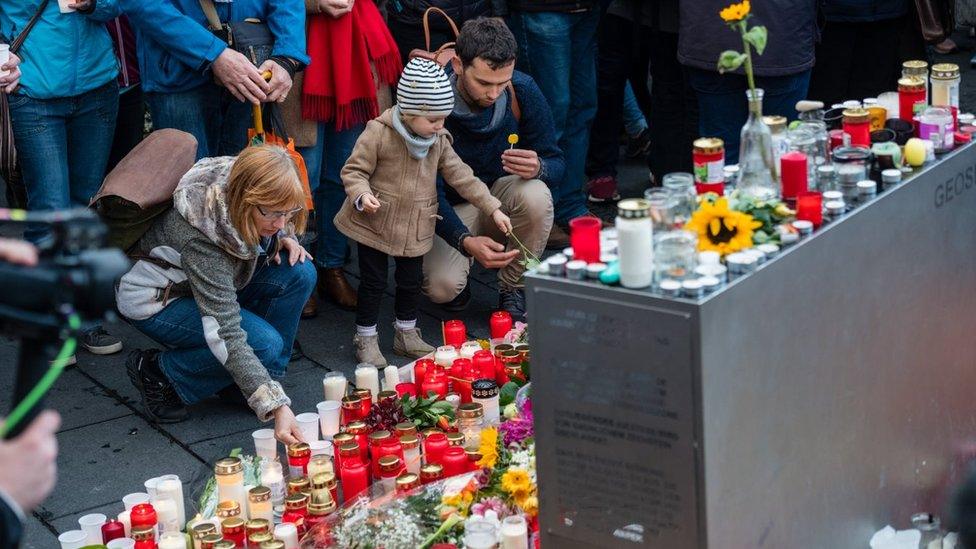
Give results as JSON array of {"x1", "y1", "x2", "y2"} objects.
[
  {"x1": 499, "y1": 407, "x2": 534, "y2": 446},
  {"x1": 471, "y1": 496, "x2": 514, "y2": 519}
]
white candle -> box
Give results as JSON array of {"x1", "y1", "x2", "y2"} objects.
[
  {"x1": 77, "y1": 513, "x2": 106, "y2": 545},
  {"x1": 153, "y1": 497, "x2": 179, "y2": 534},
  {"x1": 117, "y1": 510, "x2": 131, "y2": 537},
  {"x1": 323, "y1": 372, "x2": 347, "y2": 402},
  {"x1": 355, "y1": 365, "x2": 380, "y2": 402},
  {"x1": 383, "y1": 365, "x2": 400, "y2": 391},
  {"x1": 57, "y1": 530, "x2": 87, "y2": 549},
  {"x1": 500, "y1": 515, "x2": 529, "y2": 549},
  {"x1": 158, "y1": 532, "x2": 185, "y2": 549},
  {"x1": 434, "y1": 346, "x2": 459, "y2": 368},
  {"x1": 122, "y1": 492, "x2": 150, "y2": 511},
  {"x1": 156, "y1": 476, "x2": 185, "y2": 530},
  {"x1": 460, "y1": 341, "x2": 482, "y2": 360},
  {"x1": 274, "y1": 522, "x2": 300, "y2": 549},
  {"x1": 143, "y1": 477, "x2": 160, "y2": 500},
  {"x1": 260, "y1": 460, "x2": 286, "y2": 506}
]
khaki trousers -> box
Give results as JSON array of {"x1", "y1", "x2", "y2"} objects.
[{"x1": 422, "y1": 175, "x2": 554, "y2": 303}]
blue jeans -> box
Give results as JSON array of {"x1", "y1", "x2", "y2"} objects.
[
  {"x1": 509, "y1": 9, "x2": 599, "y2": 224},
  {"x1": 130, "y1": 253, "x2": 316, "y2": 404},
  {"x1": 146, "y1": 83, "x2": 252, "y2": 160},
  {"x1": 298, "y1": 122, "x2": 365, "y2": 269},
  {"x1": 622, "y1": 81, "x2": 648, "y2": 138},
  {"x1": 8, "y1": 81, "x2": 119, "y2": 242},
  {"x1": 687, "y1": 68, "x2": 812, "y2": 164}
]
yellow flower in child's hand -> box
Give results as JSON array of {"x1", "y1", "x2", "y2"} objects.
[
  {"x1": 501, "y1": 469, "x2": 532, "y2": 495},
  {"x1": 719, "y1": 0, "x2": 750, "y2": 22}
]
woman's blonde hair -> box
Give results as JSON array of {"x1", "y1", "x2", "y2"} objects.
[{"x1": 226, "y1": 145, "x2": 308, "y2": 246}]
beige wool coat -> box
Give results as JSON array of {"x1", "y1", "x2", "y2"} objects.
[{"x1": 334, "y1": 108, "x2": 502, "y2": 257}]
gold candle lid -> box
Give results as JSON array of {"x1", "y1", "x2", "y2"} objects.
[
  {"x1": 493, "y1": 343, "x2": 515, "y2": 357},
  {"x1": 310, "y1": 471, "x2": 336, "y2": 490},
  {"x1": 246, "y1": 518, "x2": 271, "y2": 534},
  {"x1": 399, "y1": 433, "x2": 420, "y2": 450},
  {"x1": 307, "y1": 488, "x2": 337, "y2": 515},
  {"x1": 261, "y1": 540, "x2": 287, "y2": 549},
  {"x1": 378, "y1": 455, "x2": 402, "y2": 473},
  {"x1": 931, "y1": 63, "x2": 960, "y2": 80},
  {"x1": 346, "y1": 420, "x2": 369, "y2": 434},
  {"x1": 457, "y1": 403, "x2": 484, "y2": 419},
  {"x1": 193, "y1": 522, "x2": 218, "y2": 538},
  {"x1": 214, "y1": 542, "x2": 237, "y2": 549},
  {"x1": 221, "y1": 517, "x2": 245, "y2": 531},
  {"x1": 248, "y1": 485, "x2": 271, "y2": 502},
  {"x1": 249, "y1": 532, "x2": 274, "y2": 544},
  {"x1": 466, "y1": 448, "x2": 482, "y2": 462},
  {"x1": 287, "y1": 476, "x2": 310, "y2": 495},
  {"x1": 446, "y1": 432, "x2": 466, "y2": 446},
  {"x1": 903, "y1": 59, "x2": 928, "y2": 73},
  {"x1": 842, "y1": 108, "x2": 870, "y2": 124},
  {"x1": 285, "y1": 493, "x2": 309, "y2": 510},
  {"x1": 287, "y1": 442, "x2": 311, "y2": 458},
  {"x1": 333, "y1": 432, "x2": 355, "y2": 445},
  {"x1": 200, "y1": 534, "x2": 225, "y2": 549},
  {"x1": 898, "y1": 76, "x2": 926, "y2": 91},
  {"x1": 214, "y1": 457, "x2": 243, "y2": 475},
  {"x1": 396, "y1": 473, "x2": 421, "y2": 492},
  {"x1": 378, "y1": 390, "x2": 398, "y2": 403},
  {"x1": 338, "y1": 441, "x2": 360, "y2": 457},
  {"x1": 341, "y1": 394, "x2": 362, "y2": 408},
  {"x1": 693, "y1": 137, "x2": 725, "y2": 152},
  {"x1": 368, "y1": 430, "x2": 392, "y2": 445},
  {"x1": 216, "y1": 500, "x2": 241, "y2": 517},
  {"x1": 353, "y1": 388, "x2": 372, "y2": 400},
  {"x1": 395, "y1": 422, "x2": 418, "y2": 436},
  {"x1": 420, "y1": 463, "x2": 444, "y2": 479}
]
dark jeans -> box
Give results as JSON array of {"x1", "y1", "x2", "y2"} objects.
[
  {"x1": 298, "y1": 121, "x2": 365, "y2": 269},
  {"x1": 145, "y1": 83, "x2": 251, "y2": 160},
  {"x1": 8, "y1": 80, "x2": 119, "y2": 242},
  {"x1": 647, "y1": 31, "x2": 697, "y2": 181},
  {"x1": 509, "y1": 8, "x2": 599, "y2": 224},
  {"x1": 106, "y1": 84, "x2": 145, "y2": 173},
  {"x1": 687, "y1": 68, "x2": 811, "y2": 165},
  {"x1": 356, "y1": 243, "x2": 423, "y2": 328},
  {"x1": 586, "y1": 13, "x2": 651, "y2": 179},
  {"x1": 808, "y1": 16, "x2": 919, "y2": 108},
  {"x1": 129, "y1": 251, "x2": 316, "y2": 404}
]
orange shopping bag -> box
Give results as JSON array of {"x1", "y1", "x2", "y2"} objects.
[{"x1": 249, "y1": 95, "x2": 314, "y2": 211}]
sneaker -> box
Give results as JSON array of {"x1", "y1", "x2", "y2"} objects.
[
  {"x1": 353, "y1": 333, "x2": 388, "y2": 367},
  {"x1": 440, "y1": 284, "x2": 471, "y2": 313},
  {"x1": 50, "y1": 354, "x2": 77, "y2": 367},
  {"x1": 126, "y1": 349, "x2": 188, "y2": 424},
  {"x1": 393, "y1": 326, "x2": 436, "y2": 359},
  {"x1": 81, "y1": 327, "x2": 123, "y2": 355},
  {"x1": 498, "y1": 288, "x2": 527, "y2": 323},
  {"x1": 625, "y1": 128, "x2": 651, "y2": 158},
  {"x1": 587, "y1": 175, "x2": 621, "y2": 203}
]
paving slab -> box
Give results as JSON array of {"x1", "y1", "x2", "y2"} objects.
[
  {"x1": 23, "y1": 515, "x2": 59, "y2": 548},
  {"x1": 49, "y1": 501, "x2": 126, "y2": 537},
  {"x1": 43, "y1": 415, "x2": 203, "y2": 521}
]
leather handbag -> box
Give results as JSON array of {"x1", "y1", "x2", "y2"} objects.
[
  {"x1": 199, "y1": 0, "x2": 274, "y2": 66},
  {"x1": 915, "y1": 0, "x2": 955, "y2": 45}
]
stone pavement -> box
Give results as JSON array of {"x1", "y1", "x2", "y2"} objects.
[{"x1": 3, "y1": 39, "x2": 976, "y2": 546}]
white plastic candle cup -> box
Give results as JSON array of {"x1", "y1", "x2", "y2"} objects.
[
  {"x1": 107, "y1": 539, "x2": 136, "y2": 549},
  {"x1": 152, "y1": 497, "x2": 179, "y2": 534},
  {"x1": 122, "y1": 492, "x2": 150, "y2": 511},
  {"x1": 308, "y1": 439, "x2": 331, "y2": 457},
  {"x1": 316, "y1": 401, "x2": 341, "y2": 438},
  {"x1": 295, "y1": 412, "x2": 320, "y2": 442},
  {"x1": 252, "y1": 428, "x2": 278, "y2": 460},
  {"x1": 274, "y1": 522, "x2": 300, "y2": 549},
  {"x1": 158, "y1": 532, "x2": 185, "y2": 549},
  {"x1": 322, "y1": 372, "x2": 347, "y2": 402},
  {"x1": 143, "y1": 477, "x2": 160, "y2": 499},
  {"x1": 57, "y1": 0, "x2": 76, "y2": 13},
  {"x1": 78, "y1": 513, "x2": 106, "y2": 544},
  {"x1": 57, "y1": 530, "x2": 88, "y2": 549},
  {"x1": 156, "y1": 475, "x2": 185, "y2": 532},
  {"x1": 500, "y1": 515, "x2": 529, "y2": 549},
  {"x1": 117, "y1": 510, "x2": 131, "y2": 537}
]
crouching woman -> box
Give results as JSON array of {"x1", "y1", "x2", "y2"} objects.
[{"x1": 117, "y1": 145, "x2": 316, "y2": 443}]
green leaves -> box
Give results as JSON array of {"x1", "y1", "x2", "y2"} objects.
[
  {"x1": 717, "y1": 50, "x2": 747, "y2": 74},
  {"x1": 499, "y1": 382, "x2": 520, "y2": 408},
  {"x1": 400, "y1": 393, "x2": 456, "y2": 430},
  {"x1": 743, "y1": 25, "x2": 768, "y2": 55}
]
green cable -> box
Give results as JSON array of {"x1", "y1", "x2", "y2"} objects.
[{"x1": 0, "y1": 313, "x2": 81, "y2": 439}]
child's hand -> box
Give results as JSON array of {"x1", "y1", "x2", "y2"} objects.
[
  {"x1": 361, "y1": 193, "x2": 381, "y2": 214},
  {"x1": 492, "y1": 209, "x2": 513, "y2": 235}
]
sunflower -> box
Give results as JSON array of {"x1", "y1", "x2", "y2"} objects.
[
  {"x1": 501, "y1": 469, "x2": 531, "y2": 495},
  {"x1": 476, "y1": 427, "x2": 500, "y2": 469},
  {"x1": 684, "y1": 197, "x2": 761, "y2": 256},
  {"x1": 719, "y1": 0, "x2": 750, "y2": 22}
]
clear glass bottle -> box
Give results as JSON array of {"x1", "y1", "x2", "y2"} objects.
[
  {"x1": 911, "y1": 512, "x2": 943, "y2": 549},
  {"x1": 738, "y1": 88, "x2": 778, "y2": 201},
  {"x1": 457, "y1": 403, "x2": 484, "y2": 451},
  {"x1": 661, "y1": 173, "x2": 696, "y2": 228}
]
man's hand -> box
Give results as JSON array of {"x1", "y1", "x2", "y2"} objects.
[
  {"x1": 67, "y1": 0, "x2": 92, "y2": 10},
  {"x1": 491, "y1": 209, "x2": 513, "y2": 236},
  {"x1": 0, "y1": 238, "x2": 37, "y2": 267},
  {"x1": 274, "y1": 237, "x2": 312, "y2": 266},
  {"x1": 318, "y1": 0, "x2": 354, "y2": 17},
  {"x1": 462, "y1": 235, "x2": 519, "y2": 269},
  {"x1": 258, "y1": 60, "x2": 292, "y2": 103},
  {"x1": 212, "y1": 49, "x2": 270, "y2": 105},
  {"x1": 273, "y1": 405, "x2": 303, "y2": 444},
  {"x1": 501, "y1": 149, "x2": 541, "y2": 180},
  {"x1": 0, "y1": 53, "x2": 22, "y2": 94},
  {"x1": 361, "y1": 193, "x2": 381, "y2": 214},
  {"x1": 0, "y1": 411, "x2": 60, "y2": 513}
]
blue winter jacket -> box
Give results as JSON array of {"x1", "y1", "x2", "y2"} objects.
[
  {"x1": 0, "y1": 0, "x2": 120, "y2": 99},
  {"x1": 120, "y1": 0, "x2": 310, "y2": 94}
]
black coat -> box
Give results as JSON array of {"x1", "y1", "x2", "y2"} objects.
[
  {"x1": 0, "y1": 496, "x2": 23, "y2": 549},
  {"x1": 507, "y1": 0, "x2": 599, "y2": 12},
  {"x1": 388, "y1": 0, "x2": 493, "y2": 30}
]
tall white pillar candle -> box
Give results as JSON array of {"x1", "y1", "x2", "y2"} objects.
[
  {"x1": 153, "y1": 497, "x2": 179, "y2": 534},
  {"x1": 323, "y1": 372, "x2": 347, "y2": 402},
  {"x1": 383, "y1": 365, "x2": 400, "y2": 392},
  {"x1": 156, "y1": 475, "x2": 185, "y2": 530},
  {"x1": 355, "y1": 365, "x2": 380, "y2": 402},
  {"x1": 274, "y1": 522, "x2": 300, "y2": 549}
]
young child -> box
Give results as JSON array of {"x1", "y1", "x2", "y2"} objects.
[{"x1": 335, "y1": 58, "x2": 512, "y2": 366}]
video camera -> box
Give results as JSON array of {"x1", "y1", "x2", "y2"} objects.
[{"x1": 0, "y1": 208, "x2": 129, "y2": 438}]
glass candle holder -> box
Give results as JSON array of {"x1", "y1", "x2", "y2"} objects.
[
  {"x1": 919, "y1": 106, "x2": 954, "y2": 152},
  {"x1": 316, "y1": 400, "x2": 342, "y2": 439},
  {"x1": 248, "y1": 486, "x2": 273, "y2": 523},
  {"x1": 214, "y1": 457, "x2": 247, "y2": 514},
  {"x1": 661, "y1": 172, "x2": 697, "y2": 227},
  {"x1": 643, "y1": 187, "x2": 674, "y2": 233},
  {"x1": 653, "y1": 230, "x2": 697, "y2": 285},
  {"x1": 796, "y1": 192, "x2": 823, "y2": 228},
  {"x1": 931, "y1": 63, "x2": 960, "y2": 110}
]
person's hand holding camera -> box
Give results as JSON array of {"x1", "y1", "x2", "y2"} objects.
[
  {"x1": 0, "y1": 238, "x2": 37, "y2": 267},
  {"x1": 0, "y1": 411, "x2": 60, "y2": 514}
]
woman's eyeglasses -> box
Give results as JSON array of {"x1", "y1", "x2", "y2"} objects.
[{"x1": 256, "y1": 205, "x2": 303, "y2": 220}]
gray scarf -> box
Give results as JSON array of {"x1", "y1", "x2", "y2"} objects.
[{"x1": 391, "y1": 105, "x2": 438, "y2": 160}]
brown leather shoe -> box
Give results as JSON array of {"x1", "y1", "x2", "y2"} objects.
[
  {"x1": 317, "y1": 267, "x2": 358, "y2": 311},
  {"x1": 301, "y1": 293, "x2": 319, "y2": 319}
]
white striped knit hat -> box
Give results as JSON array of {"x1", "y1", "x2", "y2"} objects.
[{"x1": 397, "y1": 58, "x2": 455, "y2": 117}]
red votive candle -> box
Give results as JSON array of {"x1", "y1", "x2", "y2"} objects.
[
  {"x1": 569, "y1": 215, "x2": 601, "y2": 263},
  {"x1": 472, "y1": 350, "x2": 495, "y2": 380},
  {"x1": 396, "y1": 382, "x2": 417, "y2": 398},
  {"x1": 340, "y1": 395, "x2": 361, "y2": 425},
  {"x1": 441, "y1": 446, "x2": 469, "y2": 477},
  {"x1": 842, "y1": 108, "x2": 871, "y2": 147},
  {"x1": 421, "y1": 368, "x2": 448, "y2": 400},
  {"x1": 796, "y1": 191, "x2": 823, "y2": 228},
  {"x1": 779, "y1": 151, "x2": 808, "y2": 202},
  {"x1": 443, "y1": 320, "x2": 466, "y2": 348},
  {"x1": 423, "y1": 432, "x2": 449, "y2": 465},
  {"x1": 340, "y1": 459, "x2": 370, "y2": 502},
  {"x1": 829, "y1": 129, "x2": 845, "y2": 150},
  {"x1": 414, "y1": 358, "x2": 433, "y2": 388},
  {"x1": 101, "y1": 519, "x2": 125, "y2": 542},
  {"x1": 489, "y1": 310, "x2": 513, "y2": 340},
  {"x1": 354, "y1": 388, "x2": 372, "y2": 418},
  {"x1": 899, "y1": 77, "x2": 927, "y2": 121}
]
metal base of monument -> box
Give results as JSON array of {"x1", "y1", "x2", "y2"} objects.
[{"x1": 526, "y1": 143, "x2": 976, "y2": 548}]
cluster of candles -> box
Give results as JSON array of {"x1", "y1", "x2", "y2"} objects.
[{"x1": 532, "y1": 59, "x2": 971, "y2": 299}]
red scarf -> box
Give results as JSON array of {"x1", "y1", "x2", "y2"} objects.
[{"x1": 302, "y1": 0, "x2": 402, "y2": 130}]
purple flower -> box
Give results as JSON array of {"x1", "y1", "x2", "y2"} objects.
[
  {"x1": 499, "y1": 412, "x2": 534, "y2": 446},
  {"x1": 471, "y1": 497, "x2": 514, "y2": 519}
]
